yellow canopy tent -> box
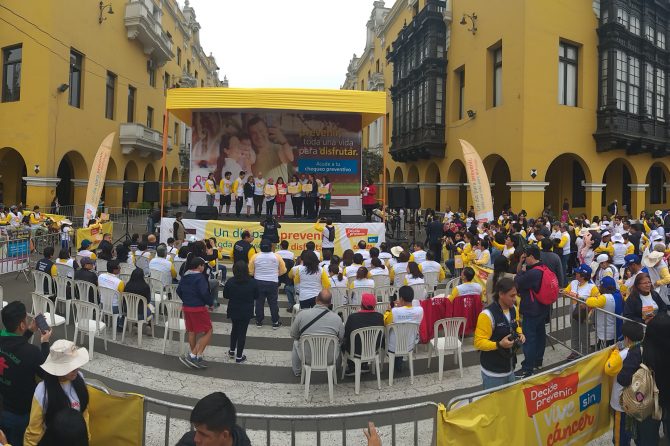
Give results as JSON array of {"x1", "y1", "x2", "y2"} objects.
[{"x1": 160, "y1": 87, "x2": 388, "y2": 216}]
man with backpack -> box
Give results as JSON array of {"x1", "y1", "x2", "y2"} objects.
[
  {"x1": 315, "y1": 218, "x2": 336, "y2": 258},
  {"x1": 514, "y1": 245, "x2": 558, "y2": 378}
]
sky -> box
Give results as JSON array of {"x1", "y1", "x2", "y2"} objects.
[{"x1": 177, "y1": 0, "x2": 394, "y2": 89}]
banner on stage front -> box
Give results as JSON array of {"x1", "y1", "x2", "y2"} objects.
[
  {"x1": 188, "y1": 110, "x2": 362, "y2": 214},
  {"x1": 160, "y1": 218, "x2": 384, "y2": 257},
  {"x1": 460, "y1": 139, "x2": 494, "y2": 223},
  {"x1": 76, "y1": 222, "x2": 113, "y2": 250},
  {"x1": 83, "y1": 133, "x2": 114, "y2": 227},
  {"x1": 436, "y1": 349, "x2": 611, "y2": 446}
]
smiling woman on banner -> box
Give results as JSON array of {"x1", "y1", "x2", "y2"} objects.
[{"x1": 247, "y1": 115, "x2": 294, "y2": 181}]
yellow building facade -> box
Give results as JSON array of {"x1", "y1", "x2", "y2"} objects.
[
  {"x1": 344, "y1": 0, "x2": 670, "y2": 218},
  {"x1": 0, "y1": 0, "x2": 223, "y2": 209}
]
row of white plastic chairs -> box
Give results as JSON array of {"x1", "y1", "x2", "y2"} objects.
[
  {"x1": 299, "y1": 316, "x2": 467, "y2": 401},
  {"x1": 31, "y1": 269, "x2": 186, "y2": 357}
]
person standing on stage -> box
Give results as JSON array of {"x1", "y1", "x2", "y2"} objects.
[
  {"x1": 253, "y1": 173, "x2": 266, "y2": 216},
  {"x1": 289, "y1": 174, "x2": 303, "y2": 218},
  {"x1": 320, "y1": 176, "x2": 332, "y2": 211},
  {"x1": 304, "y1": 174, "x2": 317, "y2": 220},
  {"x1": 219, "y1": 171, "x2": 233, "y2": 217},
  {"x1": 275, "y1": 177, "x2": 288, "y2": 219},
  {"x1": 244, "y1": 176, "x2": 255, "y2": 217},
  {"x1": 362, "y1": 178, "x2": 377, "y2": 222},
  {"x1": 265, "y1": 178, "x2": 277, "y2": 217},
  {"x1": 205, "y1": 173, "x2": 217, "y2": 208},
  {"x1": 232, "y1": 171, "x2": 246, "y2": 217}
]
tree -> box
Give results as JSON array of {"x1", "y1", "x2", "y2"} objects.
[{"x1": 362, "y1": 149, "x2": 383, "y2": 183}]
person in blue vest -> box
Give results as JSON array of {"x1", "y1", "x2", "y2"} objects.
[{"x1": 474, "y1": 277, "x2": 525, "y2": 389}]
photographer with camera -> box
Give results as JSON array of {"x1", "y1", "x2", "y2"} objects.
[{"x1": 474, "y1": 277, "x2": 525, "y2": 389}]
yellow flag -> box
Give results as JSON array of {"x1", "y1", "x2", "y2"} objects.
[
  {"x1": 83, "y1": 133, "x2": 114, "y2": 226},
  {"x1": 460, "y1": 139, "x2": 494, "y2": 222}
]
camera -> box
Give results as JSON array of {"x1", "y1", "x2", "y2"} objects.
[{"x1": 509, "y1": 321, "x2": 522, "y2": 349}]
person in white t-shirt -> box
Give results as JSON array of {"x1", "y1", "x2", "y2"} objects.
[
  {"x1": 383, "y1": 285, "x2": 423, "y2": 373},
  {"x1": 98, "y1": 260, "x2": 125, "y2": 314},
  {"x1": 345, "y1": 253, "x2": 365, "y2": 280},
  {"x1": 419, "y1": 251, "x2": 446, "y2": 282},
  {"x1": 354, "y1": 240, "x2": 371, "y2": 262},
  {"x1": 149, "y1": 245, "x2": 177, "y2": 286},
  {"x1": 409, "y1": 242, "x2": 427, "y2": 264},
  {"x1": 328, "y1": 263, "x2": 348, "y2": 288}
]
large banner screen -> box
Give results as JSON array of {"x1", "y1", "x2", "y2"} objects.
[{"x1": 189, "y1": 110, "x2": 362, "y2": 213}]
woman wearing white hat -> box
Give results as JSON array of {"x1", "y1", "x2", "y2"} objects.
[
  {"x1": 642, "y1": 247, "x2": 670, "y2": 306},
  {"x1": 24, "y1": 340, "x2": 90, "y2": 446},
  {"x1": 593, "y1": 254, "x2": 619, "y2": 288}
]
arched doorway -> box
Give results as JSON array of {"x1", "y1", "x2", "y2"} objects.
[
  {"x1": 483, "y1": 155, "x2": 511, "y2": 216},
  {"x1": 0, "y1": 147, "x2": 26, "y2": 205},
  {"x1": 393, "y1": 167, "x2": 404, "y2": 183},
  {"x1": 56, "y1": 151, "x2": 88, "y2": 205},
  {"x1": 124, "y1": 161, "x2": 139, "y2": 181},
  {"x1": 144, "y1": 164, "x2": 156, "y2": 182},
  {"x1": 602, "y1": 159, "x2": 636, "y2": 216},
  {"x1": 407, "y1": 165, "x2": 419, "y2": 183},
  {"x1": 446, "y1": 159, "x2": 467, "y2": 212},
  {"x1": 646, "y1": 162, "x2": 670, "y2": 210},
  {"x1": 425, "y1": 162, "x2": 441, "y2": 211},
  {"x1": 545, "y1": 154, "x2": 591, "y2": 216}
]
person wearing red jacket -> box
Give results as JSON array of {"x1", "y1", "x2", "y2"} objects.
[{"x1": 361, "y1": 178, "x2": 377, "y2": 222}]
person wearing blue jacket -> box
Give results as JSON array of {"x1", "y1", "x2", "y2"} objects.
[
  {"x1": 514, "y1": 245, "x2": 550, "y2": 378},
  {"x1": 177, "y1": 255, "x2": 214, "y2": 370}
]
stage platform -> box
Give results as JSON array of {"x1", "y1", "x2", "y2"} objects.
[
  {"x1": 161, "y1": 217, "x2": 384, "y2": 256},
  {"x1": 181, "y1": 212, "x2": 367, "y2": 224}
]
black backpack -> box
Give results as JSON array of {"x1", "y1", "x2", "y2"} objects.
[{"x1": 327, "y1": 226, "x2": 335, "y2": 242}]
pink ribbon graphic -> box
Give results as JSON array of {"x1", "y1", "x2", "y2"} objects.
[{"x1": 192, "y1": 175, "x2": 204, "y2": 190}]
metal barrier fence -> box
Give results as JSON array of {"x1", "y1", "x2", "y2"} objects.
[
  {"x1": 87, "y1": 379, "x2": 438, "y2": 446},
  {"x1": 0, "y1": 230, "x2": 63, "y2": 279}
]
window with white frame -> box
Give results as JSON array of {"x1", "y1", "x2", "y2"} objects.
[{"x1": 559, "y1": 42, "x2": 578, "y2": 106}]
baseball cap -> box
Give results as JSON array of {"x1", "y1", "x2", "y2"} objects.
[
  {"x1": 623, "y1": 254, "x2": 641, "y2": 268},
  {"x1": 360, "y1": 293, "x2": 377, "y2": 311},
  {"x1": 575, "y1": 264, "x2": 592, "y2": 277},
  {"x1": 601, "y1": 231, "x2": 611, "y2": 237},
  {"x1": 600, "y1": 276, "x2": 617, "y2": 290},
  {"x1": 80, "y1": 239, "x2": 92, "y2": 248},
  {"x1": 596, "y1": 254, "x2": 609, "y2": 264}
]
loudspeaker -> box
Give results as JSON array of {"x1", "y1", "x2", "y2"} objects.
[
  {"x1": 195, "y1": 206, "x2": 219, "y2": 220},
  {"x1": 318, "y1": 209, "x2": 342, "y2": 222},
  {"x1": 388, "y1": 187, "x2": 407, "y2": 209},
  {"x1": 406, "y1": 188, "x2": 421, "y2": 210},
  {"x1": 143, "y1": 181, "x2": 160, "y2": 202},
  {"x1": 122, "y1": 182, "x2": 138, "y2": 203}
]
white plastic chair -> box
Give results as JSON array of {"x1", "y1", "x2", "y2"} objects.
[
  {"x1": 135, "y1": 256, "x2": 151, "y2": 276},
  {"x1": 162, "y1": 300, "x2": 186, "y2": 355},
  {"x1": 32, "y1": 271, "x2": 54, "y2": 296},
  {"x1": 349, "y1": 287, "x2": 375, "y2": 306},
  {"x1": 165, "y1": 283, "x2": 179, "y2": 301},
  {"x1": 173, "y1": 259, "x2": 186, "y2": 280},
  {"x1": 331, "y1": 287, "x2": 349, "y2": 308},
  {"x1": 98, "y1": 287, "x2": 121, "y2": 341},
  {"x1": 95, "y1": 259, "x2": 108, "y2": 274},
  {"x1": 72, "y1": 300, "x2": 107, "y2": 359},
  {"x1": 300, "y1": 334, "x2": 339, "y2": 402},
  {"x1": 121, "y1": 292, "x2": 154, "y2": 347},
  {"x1": 427, "y1": 317, "x2": 466, "y2": 380},
  {"x1": 409, "y1": 283, "x2": 428, "y2": 301},
  {"x1": 0, "y1": 285, "x2": 6, "y2": 308},
  {"x1": 120, "y1": 262, "x2": 135, "y2": 276},
  {"x1": 31, "y1": 293, "x2": 67, "y2": 339},
  {"x1": 423, "y1": 271, "x2": 439, "y2": 294},
  {"x1": 75, "y1": 254, "x2": 84, "y2": 264},
  {"x1": 372, "y1": 275, "x2": 390, "y2": 289},
  {"x1": 55, "y1": 263, "x2": 74, "y2": 278},
  {"x1": 375, "y1": 302, "x2": 389, "y2": 314},
  {"x1": 385, "y1": 322, "x2": 420, "y2": 386},
  {"x1": 374, "y1": 285, "x2": 394, "y2": 303},
  {"x1": 53, "y1": 276, "x2": 74, "y2": 325},
  {"x1": 393, "y1": 272, "x2": 408, "y2": 290},
  {"x1": 444, "y1": 277, "x2": 461, "y2": 296},
  {"x1": 340, "y1": 326, "x2": 384, "y2": 394},
  {"x1": 150, "y1": 268, "x2": 173, "y2": 288},
  {"x1": 74, "y1": 280, "x2": 98, "y2": 303},
  {"x1": 334, "y1": 304, "x2": 357, "y2": 325},
  {"x1": 149, "y1": 277, "x2": 168, "y2": 326}
]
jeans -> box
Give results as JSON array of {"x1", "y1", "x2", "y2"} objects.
[
  {"x1": 635, "y1": 416, "x2": 660, "y2": 445},
  {"x1": 208, "y1": 279, "x2": 220, "y2": 307},
  {"x1": 304, "y1": 197, "x2": 315, "y2": 219},
  {"x1": 481, "y1": 371, "x2": 515, "y2": 390},
  {"x1": 321, "y1": 198, "x2": 330, "y2": 210},
  {"x1": 299, "y1": 296, "x2": 316, "y2": 309},
  {"x1": 230, "y1": 318, "x2": 250, "y2": 358},
  {"x1": 521, "y1": 313, "x2": 547, "y2": 373},
  {"x1": 445, "y1": 258, "x2": 455, "y2": 276},
  {"x1": 235, "y1": 197, "x2": 244, "y2": 216},
  {"x1": 291, "y1": 197, "x2": 303, "y2": 217},
  {"x1": 0, "y1": 410, "x2": 30, "y2": 446},
  {"x1": 206, "y1": 194, "x2": 215, "y2": 207},
  {"x1": 429, "y1": 241, "x2": 442, "y2": 263},
  {"x1": 215, "y1": 265, "x2": 227, "y2": 282},
  {"x1": 266, "y1": 199, "x2": 275, "y2": 216},
  {"x1": 256, "y1": 280, "x2": 279, "y2": 324},
  {"x1": 253, "y1": 195, "x2": 264, "y2": 215},
  {"x1": 284, "y1": 284, "x2": 295, "y2": 308},
  {"x1": 561, "y1": 254, "x2": 569, "y2": 286}
]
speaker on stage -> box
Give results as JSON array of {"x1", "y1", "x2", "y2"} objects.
[
  {"x1": 388, "y1": 187, "x2": 407, "y2": 209},
  {"x1": 143, "y1": 181, "x2": 160, "y2": 203},
  {"x1": 123, "y1": 182, "x2": 138, "y2": 203},
  {"x1": 196, "y1": 206, "x2": 219, "y2": 220},
  {"x1": 406, "y1": 188, "x2": 421, "y2": 210},
  {"x1": 319, "y1": 209, "x2": 342, "y2": 222}
]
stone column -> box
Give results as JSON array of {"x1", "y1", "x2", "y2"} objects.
[
  {"x1": 104, "y1": 180, "x2": 125, "y2": 209},
  {"x1": 22, "y1": 177, "x2": 60, "y2": 208},
  {"x1": 582, "y1": 182, "x2": 606, "y2": 218},
  {"x1": 71, "y1": 179, "x2": 89, "y2": 207},
  {"x1": 663, "y1": 183, "x2": 670, "y2": 208},
  {"x1": 439, "y1": 183, "x2": 460, "y2": 212},
  {"x1": 628, "y1": 183, "x2": 649, "y2": 218},
  {"x1": 507, "y1": 181, "x2": 549, "y2": 217}
]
